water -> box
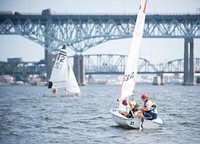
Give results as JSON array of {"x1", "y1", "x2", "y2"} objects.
[{"x1": 0, "y1": 84, "x2": 200, "y2": 144}]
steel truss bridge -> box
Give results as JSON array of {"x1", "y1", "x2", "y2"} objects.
[
  {"x1": 0, "y1": 14, "x2": 200, "y2": 52},
  {"x1": 0, "y1": 55, "x2": 200, "y2": 78},
  {"x1": 84, "y1": 54, "x2": 200, "y2": 75}
]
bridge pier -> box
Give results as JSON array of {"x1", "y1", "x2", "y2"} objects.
[
  {"x1": 45, "y1": 50, "x2": 56, "y2": 81},
  {"x1": 153, "y1": 75, "x2": 164, "y2": 85},
  {"x1": 183, "y1": 38, "x2": 195, "y2": 85},
  {"x1": 73, "y1": 55, "x2": 86, "y2": 86}
]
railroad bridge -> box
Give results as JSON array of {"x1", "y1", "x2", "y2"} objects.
[{"x1": 0, "y1": 55, "x2": 200, "y2": 84}]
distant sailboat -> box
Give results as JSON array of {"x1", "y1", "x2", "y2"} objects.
[
  {"x1": 110, "y1": 0, "x2": 163, "y2": 129},
  {"x1": 43, "y1": 45, "x2": 80, "y2": 97}
]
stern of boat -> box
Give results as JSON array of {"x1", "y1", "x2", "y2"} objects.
[{"x1": 142, "y1": 118, "x2": 163, "y2": 129}]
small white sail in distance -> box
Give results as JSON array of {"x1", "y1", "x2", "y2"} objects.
[
  {"x1": 119, "y1": 0, "x2": 148, "y2": 100},
  {"x1": 48, "y1": 45, "x2": 80, "y2": 94},
  {"x1": 66, "y1": 65, "x2": 81, "y2": 94}
]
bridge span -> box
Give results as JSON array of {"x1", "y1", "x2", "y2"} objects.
[
  {"x1": 0, "y1": 14, "x2": 199, "y2": 52},
  {"x1": 84, "y1": 54, "x2": 200, "y2": 75},
  {"x1": 0, "y1": 14, "x2": 200, "y2": 85},
  {"x1": 0, "y1": 55, "x2": 200, "y2": 84}
]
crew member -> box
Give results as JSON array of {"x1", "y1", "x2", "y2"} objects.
[
  {"x1": 137, "y1": 93, "x2": 158, "y2": 120},
  {"x1": 120, "y1": 99, "x2": 142, "y2": 119}
]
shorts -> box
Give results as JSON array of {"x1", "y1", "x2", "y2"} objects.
[{"x1": 143, "y1": 112, "x2": 157, "y2": 120}]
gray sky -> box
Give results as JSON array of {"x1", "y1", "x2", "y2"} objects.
[{"x1": 0, "y1": 0, "x2": 200, "y2": 64}]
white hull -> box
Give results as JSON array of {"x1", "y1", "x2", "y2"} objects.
[
  {"x1": 43, "y1": 92, "x2": 79, "y2": 97},
  {"x1": 110, "y1": 109, "x2": 163, "y2": 129}
]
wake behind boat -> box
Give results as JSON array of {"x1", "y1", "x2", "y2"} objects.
[
  {"x1": 43, "y1": 92, "x2": 79, "y2": 97},
  {"x1": 43, "y1": 45, "x2": 81, "y2": 97},
  {"x1": 110, "y1": 0, "x2": 163, "y2": 129}
]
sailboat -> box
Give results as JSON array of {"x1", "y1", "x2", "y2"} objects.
[
  {"x1": 110, "y1": 0, "x2": 163, "y2": 129},
  {"x1": 43, "y1": 45, "x2": 81, "y2": 97}
]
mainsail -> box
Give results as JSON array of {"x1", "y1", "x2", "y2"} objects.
[
  {"x1": 49, "y1": 45, "x2": 68, "y2": 89},
  {"x1": 120, "y1": 0, "x2": 148, "y2": 99}
]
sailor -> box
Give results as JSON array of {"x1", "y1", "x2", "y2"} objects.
[
  {"x1": 52, "y1": 88, "x2": 58, "y2": 94},
  {"x1": 137, "y1": 93, "x2": 158, "y2": 120},
  {"x1": 120, "y1": 99, "x2": 142, "y2": 119}
]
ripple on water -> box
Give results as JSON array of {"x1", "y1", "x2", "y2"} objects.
[{"x1": 0, "y1": 85, "x2": 200, "y2": 144}]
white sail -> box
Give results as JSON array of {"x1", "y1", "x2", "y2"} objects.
[
  {"x1": 120, "y1": 0, "x2": 147, "y2": 99},
  {"x1": 49, "y1": 45, "x2": 68, "y2": 89},
  {"x1": 66, "y1": 65, "x2": 81, "y2": 94}
]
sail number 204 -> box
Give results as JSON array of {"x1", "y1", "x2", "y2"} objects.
[{"x1": 124, "y1": 72, "x2": 134, "y2": 81}]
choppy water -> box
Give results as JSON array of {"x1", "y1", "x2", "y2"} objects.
[{"x1": 0, "y1": 84, "x2": 200, "y2": 144}]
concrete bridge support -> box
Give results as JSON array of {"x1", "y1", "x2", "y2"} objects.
[
  {"x1": 183, "y1": 38, "x2": 195, "y2": 85},
  {"x1": 152, "y1": 75, "x2": 164, "y2": 85},
  {"x1": 45, "y1": 50, "x2": 56, "y2": 81},
  {"x1": 73, "y1": 55, "x2": 86, "y2": 85}
]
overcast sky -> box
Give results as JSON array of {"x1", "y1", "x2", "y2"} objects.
[{"x1": 0, "y1": 0, "x2": 200, "y2": 64}]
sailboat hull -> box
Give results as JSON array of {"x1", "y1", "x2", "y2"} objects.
[{"x1": 110, "y1": 109, "x2": 163, "y2": 129}]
